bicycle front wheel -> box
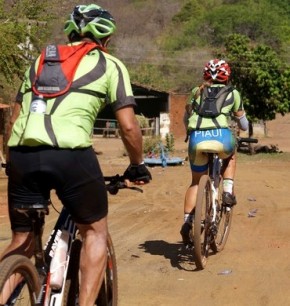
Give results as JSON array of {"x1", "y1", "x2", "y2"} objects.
[
  {"x1": 213, "y1": 203, "x2": 233, "y2": 252},
  {"x1": 62, "y1": 234, "x2": 118, "y2": 306},
  {"x1": 96, "y1": 233, "x2": 118, "y2": 306},
  {"x1": 193, "y1": 175, "x2": 214, "y2": 270},
  {"x1": 0, "y1": 255, "x2": 40, "y2": 306}
]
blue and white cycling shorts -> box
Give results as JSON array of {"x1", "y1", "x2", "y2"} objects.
[{"x1": 188, "y1": 128, "x2": 236, "y2": 172}]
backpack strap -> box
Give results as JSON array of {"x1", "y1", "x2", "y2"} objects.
[
  {"x1": 214, "y1": 85, "x2": 233, "y2": 99},
  {"x1": 214, "y1": 85, "x2": 234, "y2": 116},
  {"x1": 191, "y1": 85, "x2": 204, "y2": 112}
]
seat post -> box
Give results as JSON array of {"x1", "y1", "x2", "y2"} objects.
[{"x1": 32, "y1": 210, "x2": 49, "y2": 278}]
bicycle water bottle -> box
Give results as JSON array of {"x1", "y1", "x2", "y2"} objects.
[
  {"x1": 30, "y1": 95, "x2": 47, "y2": 114},
  {"x1": 49, "y1": 230, "x2": 69, "y2": 290}
]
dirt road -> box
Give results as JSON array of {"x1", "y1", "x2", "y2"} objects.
[
  {"x1": 104, "y1": 147, "x2": 290, "y2": 306},
  {"x1": 1, "y1": 114, "x2": 290, "y2": 306}
]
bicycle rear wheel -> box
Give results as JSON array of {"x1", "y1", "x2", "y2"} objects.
[
  {"x1": 193, "y1": 175, "x2": 214, "y2": 270},
  {"x1": 0, "y1": 255, "x2": 40, "y2": 306},
  {"x1": 62, "y1": 234, "x2": 118, "y2": 306}
]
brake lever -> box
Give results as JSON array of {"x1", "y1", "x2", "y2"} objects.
[{"x1": 127, "y1": 186, "x2": 143, "y2": 193}]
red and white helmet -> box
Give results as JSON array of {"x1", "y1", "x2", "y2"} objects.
[{"x1": 203, "y1": 59, "x2": 231, "y2": 83}]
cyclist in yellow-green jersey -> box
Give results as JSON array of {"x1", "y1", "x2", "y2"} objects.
[{"x1": 0, "y1": 4, "x2": 151, "y2": 306}]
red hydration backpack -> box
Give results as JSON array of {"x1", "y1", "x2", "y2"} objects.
[{"x1": 32, "y1": 42, "x2": 102, "y2": 98}]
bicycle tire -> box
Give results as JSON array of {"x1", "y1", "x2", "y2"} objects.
[
  {"x1": 193, "y1": 175, "x2": 214, "y2": 270},
  {"x1": 0, "y1": 255, "x2": 40, "y2": 306},
  {"x1": 213, "y1": 203, "x2": 233, "y2": 252},
  {"x1": 96, "y1": 234, "x2": 118, "y2": 306},
  {"x1": 62, "y1": 234, "x2": 118, "y2": 306}
]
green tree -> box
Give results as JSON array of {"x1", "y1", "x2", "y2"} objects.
[
  {"x1": 160, "y1": 0, "x2": 290, "y2": 52},
  {"x1": 0, "y1": 0, "x2": 57, "y2": 85},
  {"x1": 220, "y1": 34, "x2": 290, "y2": 123},
  {"x1": 201, "y1": 1, "x2": 290, "y2": 50}
]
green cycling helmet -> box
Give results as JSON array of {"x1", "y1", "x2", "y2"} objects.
[{"x1": 64, "y1": 4, "x2": 116, "y2": 39}]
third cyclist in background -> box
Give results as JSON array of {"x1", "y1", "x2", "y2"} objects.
[{"x1": 181, "y1": 59, "x2": 249, "y2": 246}]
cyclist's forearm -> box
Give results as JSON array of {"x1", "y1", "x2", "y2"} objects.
[
  {"x1": 235, "y1": 112, "x2": 249, "y2": 131},
  {"x1": 121, "y1": 129, "x2": 143, "y2": 165},
  {"x1": 115, "y1": 106, "x2": 143, "y2": 165}
]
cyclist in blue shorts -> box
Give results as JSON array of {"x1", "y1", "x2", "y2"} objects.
[
  {"x1": 0, "y1": 4, "x2": 151, "y2": 306},
  {"x1": 180, "y1": 59, "x2": 248, "y2": 245}
]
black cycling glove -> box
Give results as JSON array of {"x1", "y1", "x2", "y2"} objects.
[
  {"x1": 1, "y1": 162, "x2": 9, "y2": 176},
  {"x1": 123, "y1": 162, "x2": 152, "y2": 183}
]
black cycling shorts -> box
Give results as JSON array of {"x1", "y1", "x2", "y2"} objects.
[{"x1": 8, "y1": 146, "x2": 108, "y2": 232}]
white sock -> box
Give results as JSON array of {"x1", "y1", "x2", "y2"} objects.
[
  {"x1": 223, "y1": 179, "x2": 234, "y2": 194},
  {"x1": 184, "y1": 213, "x2": 194, "y2": 224}
]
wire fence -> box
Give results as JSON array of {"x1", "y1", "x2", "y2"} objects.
[{"x1": 93, "y1": 118, "x2": 158, "y2": 138}]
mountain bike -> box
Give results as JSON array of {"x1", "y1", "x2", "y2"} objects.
[
  {"x1": 192, "y1": 137, "x2": 258, "y2": 270},
  {"x1": 0, "y1": 174, "x2": 142, "y2": 306}
]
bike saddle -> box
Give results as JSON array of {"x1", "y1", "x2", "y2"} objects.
[{"x1": 14, "y1": 201, "x2": 51, "y2": 215}]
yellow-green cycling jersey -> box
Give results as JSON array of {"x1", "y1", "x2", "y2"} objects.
[
  {"x1": 8, "y1": 42, "x2": 136, "y2": 149},
  {"x1": 187, "y1": 84, "x2": 244, "y2": 131}
]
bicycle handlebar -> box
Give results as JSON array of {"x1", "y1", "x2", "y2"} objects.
[
  {"x1": 104, "y1": 174, "x2": 144, "y2": 195},
  {"x1": 0, "y1": 166, "x2": 143, "y2": 195}
]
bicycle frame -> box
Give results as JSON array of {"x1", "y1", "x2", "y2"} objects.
[{"x1": 43, "y1": 207, "x2": 77, "y2": 306}]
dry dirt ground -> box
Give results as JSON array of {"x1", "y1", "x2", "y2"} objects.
[{"x1": 0, "y1": 114, "x2": 290, "y2": 306}]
